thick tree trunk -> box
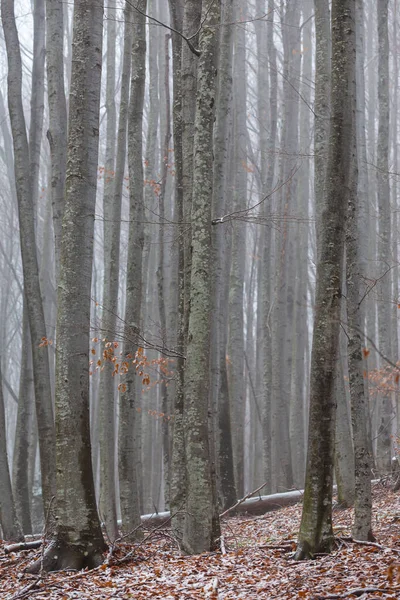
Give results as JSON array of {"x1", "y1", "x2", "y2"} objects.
[
  {"x1": 28, "y1": 0, "x2": 106, "y2": 572},
  {"x1": 183, "y1": 0, "x2": 221, "y2": 555},
  {"x1": 295, "y1": 0, "x2": 356, "y2": 560}
]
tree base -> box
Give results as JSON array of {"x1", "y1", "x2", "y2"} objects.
[{"x1": 26, "y1": 539, "x2": 105, "y2": 573}]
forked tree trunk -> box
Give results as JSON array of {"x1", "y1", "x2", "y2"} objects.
[
  {"x1": 295, "y1": 0, "x2": 356, "y2": 560},
  {"x1": 28, "y1": 0, "x2": 106, "y2": 572}
]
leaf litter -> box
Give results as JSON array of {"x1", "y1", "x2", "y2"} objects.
[{"x1": 2, "y1": 484, "x2": 400, "y2": 599}]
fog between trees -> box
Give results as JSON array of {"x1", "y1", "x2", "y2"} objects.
[{"x1": 0, "y1": 0, "x2": 397, "y2": 567}]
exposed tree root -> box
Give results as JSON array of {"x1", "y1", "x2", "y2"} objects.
[{"x1": 25, "y1": 540, "x2": 104, "y2": 574}]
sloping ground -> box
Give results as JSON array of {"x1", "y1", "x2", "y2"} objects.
[{"x1": 1, "y1": 484, "x2": 400, "y2": 599}]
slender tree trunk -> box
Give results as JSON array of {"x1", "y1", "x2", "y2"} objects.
[
  {"x1": 295, "y1": 0, "x2": 356, "y2": 560},
  {"x1": 99, "y1": 0, "x2": 118, "y2": 542},
  {"x1": 1, "y1": 0, "x2": 56, "y2": 513},
  {"x1": 183, "y1": 0, "x2": 221, "y2": 555},
  {"x1": 157, "y1": 31, "x2": 172, "y2": 506},
  {"x1": 261, "y1": 0, "x2": 277, "y2": 491},
  {"x1": 46, "y1": 0, "x2": 67, "y2": 277},
  {"x1": 211, "y1": 0, "x2": 236, "y2": 510},
  {"x1": 118, "y1": 0, "x2": 147, "y2": 538},
  {"x1": 12, "y1": 306, "x2": 35, "y2": 534},
  {"x1": 376, "y1": 0, "x2": 392, "y2": 475},
  {"x1": 314, "y1": 0, "x2": 331, "y2": 254},
  {"x1": 30, "y1": 0, "x2": 46, "y2": 215},
  {"x1": 167, "y1": 0, "x2": 186, "y2": 541},
  {"x1": 0, "y1": 362, "x2": 23, "y2": 541},
  {"x1": 228, "y1": 2, "x2": 247, "y2": 499},
  {"x1": 346, "y1": 8, "x2": 374, "y2": 532}
]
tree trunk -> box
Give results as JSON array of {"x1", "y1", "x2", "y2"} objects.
[
  {"x1": 118, "y1": 0, "x2": 147, "y2": 538},
  {"x1": 99, "y1": 0, "x2": 119, "y2": 542},
  {"x1": 211, "y1": 0, "x2": 236, "y2": 510},
  {"x1": 295, "y1": 0, "x2": 356, "y2": 560},
  {"x1": 28, "y1": 0, "x2": 106, "y2": 572},
  {"x1": 183, "y1": 0, "x2": 221, "y2": 555},
  {"x1": 375, "y1": 0, "x2": 392, "y2": 475},
  {"x1": 46, "y1": 0, "x2": 67, "y2": 277},
  {"x1": 167, "y1": 0, "x2": 186, "y2": 541},
  {"x1": 227, "y1": 1, "x2": 247, "y2": 499},
  {"x1": 1, "y1": 0, "x2": 56, "y2": 513},
  {"x1": 0, "y1": 362, "x2": 23, "y2": 542}
]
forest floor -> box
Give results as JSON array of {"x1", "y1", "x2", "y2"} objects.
[{"x1": 1, "y1": 485, "x2": 400, "y2": 599}]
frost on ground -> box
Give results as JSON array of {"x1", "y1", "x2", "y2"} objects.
[{"x1": 2, "y1": 485, "x2": 400, "y2": 599}]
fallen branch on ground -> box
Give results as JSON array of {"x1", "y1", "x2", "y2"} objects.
[
  {"x1": 4, "y1": 541, "x2": 42, "y2": 554},
  {"x1": 313, "y1": 587, "x2": 400, "y2": 599}
]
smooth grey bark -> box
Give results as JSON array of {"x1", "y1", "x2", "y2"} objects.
[
  {"x1": 391, "y1": 3, "x2": 399, "y2": 366},
  {"x1": 30, "y1": 0, "x2": 46, "y2": 215},
  {"x1": 290, "y1": 0, "x2": 312, "y2": 489},
  {"x1": 270, "y1": 0, "x2": 299, "y2": 491},
  {"x1": 140, "y1": 0, "x2": 159, "y2": 515},
  {"x1": 157, "y1": 31, "x2": 172, "y2": 505},
  {"x1": 12, "y1": 307, "x2": 35, "y2": 534},
  {"x1": 99, "y1": 0, "x2": 118, "y2": 542},
  {"x1": 1, "y1": 0, "x2": 56, "y2": 513},
  {"x1": 295, "y1": 0, "x2": 356, "y2": 560},
  {"x1": 314, "y1": 0, "x2": 331, "y2": 254},
  {"x1": 46, "y1": 0, "x2": 67, "y2": 277},
  {"x1": 28, "y1": 0, "x2": 106, "y2": 572},
  {"x1": 0, "y1": 87, "x2": 34, "y2": 535},
  {"x1": 211, "y1": 0, "x2": 236, "y2": 511},
  {"x1": 183, "y1": 0, "x2": 221, "y2": 555},
  {"x1": 254, "y1": 0, "x2": 269, "y2": 491},
  {"x1": 227, "y1": 2, "x2": 247, "y2": 499},
  {"x1": 0, "y1": 362, "x2": 23, "y2": 542},
  {"x1": 334, "y1": 349, "x2": 355, "y2": 507},
  {"x1": 260, "y1": 0, "x2": 277, "y2": 491},
  {"x1": 376, "y1": 0, "x2": 392, "y2": 475},
  {"x1": 343, "y1": 0, "x2": 373, "y2": 542},
  {"x1": 108, "y1": 0, "x2": 133, "y2": 520},
  {"x1": 118, "y1": 0, "x2": 147, "y2": 538}
]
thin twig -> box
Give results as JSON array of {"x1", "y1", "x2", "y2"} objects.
[
  {"x1": 219, "y1": 481, "x2": 270, "y2": 518},
  {"x1": 126, "y1": 0, "x2": 201, "y2": 56}
]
